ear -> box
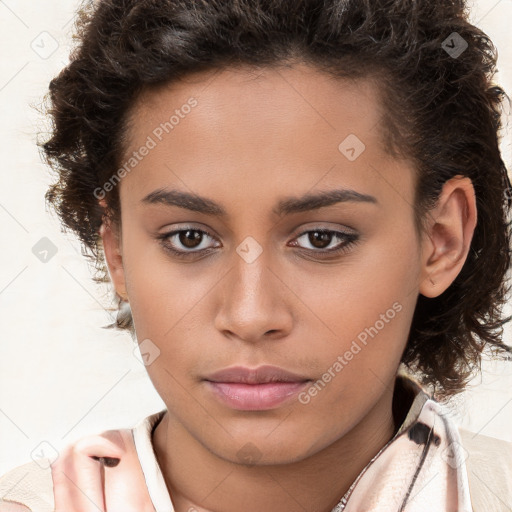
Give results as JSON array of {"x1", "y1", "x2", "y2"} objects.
[
  {"x1": 99, "y1": 200, "x2": 128, "y2": 302},
  {"x1": 419, "y1": 175, "x2": 477, "y2": 298}
]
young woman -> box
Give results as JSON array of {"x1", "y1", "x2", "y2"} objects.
[{"x1": 1, "y1": 0, "x2": 512, "y2": 510}]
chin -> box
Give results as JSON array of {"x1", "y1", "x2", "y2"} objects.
[{"x1": 207, "y1": 432, "x2": 322, "y2": 467}]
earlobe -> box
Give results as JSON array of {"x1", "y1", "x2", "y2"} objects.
[
  {"x1": 99, "y1": 206, "x2": 128, "y2": 302},
  {"x1": 419, "y1": 175, "x2": 477, "y2": 298}
]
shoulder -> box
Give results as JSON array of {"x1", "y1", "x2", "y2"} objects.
[
  {"x1": 0, "y1": 411, "x2": 165, "y2": 512},
  {"x1": 0, "y1": 459, "x2": 54, "y2": 512},
  {"x1": 458, "y1": 427, "x2": 512, "y2": 512}
]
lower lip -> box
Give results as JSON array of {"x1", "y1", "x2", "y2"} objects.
[{"x1": 205, "y1": 381, "x2": 310, "y2": 410}]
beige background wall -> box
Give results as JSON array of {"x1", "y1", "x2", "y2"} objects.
[{"x1": 0, "y1": 0, "x2": 511, "y2": 474}]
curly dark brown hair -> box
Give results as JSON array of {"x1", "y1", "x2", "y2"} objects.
[{"x1": 39, "y1": 0, "x2": 512, "y2": 400}]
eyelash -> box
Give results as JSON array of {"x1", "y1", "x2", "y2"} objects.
[{"x1": 156, "y1": 226, "x2": 359, "y2": 260}]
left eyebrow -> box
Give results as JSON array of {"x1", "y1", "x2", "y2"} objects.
[
  {"x1": 141, "y1": 187, "x2": 378, "y2": 217},
  {"x1": 273, "y1": 188, "x2": 378, "y2": 216}
]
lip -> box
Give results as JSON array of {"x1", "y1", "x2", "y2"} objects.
[
  {"x1": 205, "y1": 365, "x2": 310, "y2": 384},
  {"x1": 204, "y1": 365, "x2": 311, "y2": 410}
]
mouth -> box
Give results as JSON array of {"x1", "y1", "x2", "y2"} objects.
[{"x1": 204, "y1": 365, "x2": 312, "y2": 410}]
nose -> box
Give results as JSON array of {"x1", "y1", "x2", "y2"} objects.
[{"x1": 213, "y1": 248, "x2": 293, "y2": 344}]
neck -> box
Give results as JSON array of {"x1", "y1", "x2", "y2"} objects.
[{"x1": 152, "y1": 385, "x2": 398, "y2": 512}]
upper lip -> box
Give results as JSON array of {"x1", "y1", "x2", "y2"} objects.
[{"x1": 204, "y1": 365, "x2": 310, "y2": 384}]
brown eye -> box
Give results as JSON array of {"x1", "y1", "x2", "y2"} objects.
[
  {"x1": 157, "y1": 227, "x2": 220, "y2": 258},
  {"x1": 308, "y1": 230, "x2": 334, "y2": 249},
  {"x1": 292, "y1": 229, "x2": 358, "y2": 254},
  {"x1": 179, "y1": 229, "x2": 204, "y2": 249}
]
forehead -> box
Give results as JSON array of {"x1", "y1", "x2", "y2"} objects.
[
  {"x1": 126, "y1": 63, "x2": 385, "y2": 148},
  {"x1": 119, "y1": 63, "x2": 410, "y2": 213}
]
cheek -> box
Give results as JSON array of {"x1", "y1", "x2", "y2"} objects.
[
  {"x1": 122, "y1": 233, "x2": 206, "y2": 335},
  {"x1": 297, "y1": 222, "x2": 419, "y2": 341},
  {"x1": 122, "y1": 242, "x2": 218, "y2": 386},
  {"x1": 295, "y1": 224, "x2": 420, "y2": 391}
]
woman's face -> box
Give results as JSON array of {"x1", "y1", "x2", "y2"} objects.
[{"x1": 108, "y1": 63, "x2": 426, "y2": 464}]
